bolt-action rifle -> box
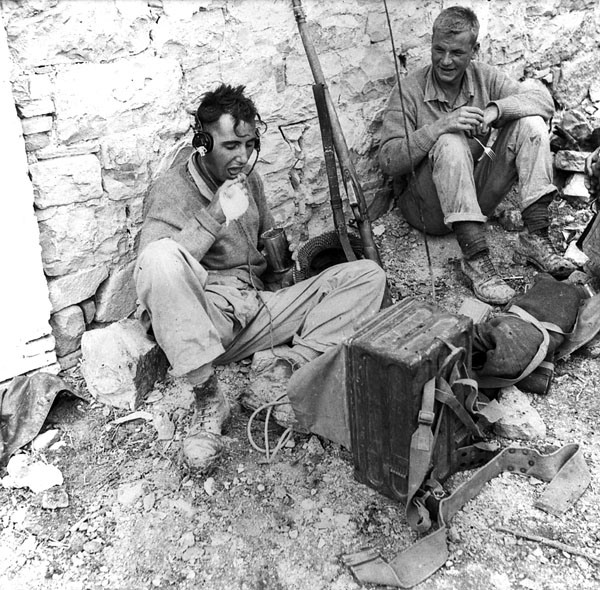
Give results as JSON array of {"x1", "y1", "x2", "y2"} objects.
[{"x1": 291, "y1": 0, "x2": 383, "y2": 267}]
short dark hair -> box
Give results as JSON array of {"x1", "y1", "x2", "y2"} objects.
[
  {"x1": 432, "y1": 6, "x2": 479, "y2": 45},
  {"x1": 195, "y1": 83, "x2": 260, "y2": 132}
]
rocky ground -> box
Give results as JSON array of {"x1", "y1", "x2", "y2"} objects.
[{"x1": 1, "y1": 197, "x2": 599, "y2": 590}]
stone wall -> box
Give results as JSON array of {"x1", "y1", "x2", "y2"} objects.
[{"x1": 1, "y1": 0, "x2": 599, "y2": 370}]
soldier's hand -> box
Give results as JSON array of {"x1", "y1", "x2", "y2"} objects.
[{"x1": 438, "y1": 106, "x2": 484, "y2": 137}]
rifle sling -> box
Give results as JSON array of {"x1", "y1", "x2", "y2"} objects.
[{"x1": 312, "y1": 83, "x2": 356, "y2": 262}]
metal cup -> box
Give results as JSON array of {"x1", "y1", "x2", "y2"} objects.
[{"x1": 262, "y1": 227, "x2": 293, "y2": 273}]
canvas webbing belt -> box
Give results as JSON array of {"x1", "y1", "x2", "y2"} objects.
[{"x1": 343, "y1": 363, "x2": 591, "y2": 588}]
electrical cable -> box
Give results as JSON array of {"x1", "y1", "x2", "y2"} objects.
[
  {"x1": 235, "y1": 218, "x2": 302, "y2": 461},
  {"x1": 382, "y1": 0, "x2": 437, "y2": 303}
]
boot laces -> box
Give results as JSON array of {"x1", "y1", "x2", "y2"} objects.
[
  {"x1": 194, "y1": 393, "x2": 227, "y2": 431},
  {"x1": 535, "y1": 232, "x2": 557, "y2": 255},
  {"x1": 478, "y1": 253, "x2": 497, "y2": 278}
]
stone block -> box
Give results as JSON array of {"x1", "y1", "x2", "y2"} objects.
[
  {"x1": 21, "y1": 115, "x2": 52, "y2": 135},
  {"x1": 560, "y1": 109, "x2": 593, "y2": 144},
  {"x1": 30, "y1": 154, "x2": 103, "y2": 209},
  {"x1": 36, "y1": 141, "x2": 101, "y2": 161},
  {"x1": 17, "y1": 98, "x2": 55, "y2": 118},
  {"x1": 50, "y1": 305, "x2": 86, "y2": 357},
  {"x1": 57, "y1": 349, "x2": 82, "y2": 371},
  {"x1": 47, "y1": 266, "x2": 109, "y2": 313},
  {"x1": 3, "y1": 0, "x2": 152, "y2": 68},
  {"x1": 554, "y1": 150, "x2": 591, "y2": 172},
  {"x1": 80, "y1": 319, "x2": 169, "y2": 410},
  {"x1": 80, "y1": 298, "x2": 97, "y2": 324},
  {"x1": 24, "y1": 133, "x2": 51, "y2": 152},
  {"x1": 95, "y1": 260, "x2": 138, "y2": 323},
  {"x1": 36, "y1": 200, "x2": 127, "y2": 277},
  {"x1": 554, "y1": 54, "x2": 600, "y2": 109},
  {"x1": 562, "y1": 173, "x2": 591, "y2": 201},
  {"x1": 53, "y1": 58, "x2": 182, "y2": 144}
]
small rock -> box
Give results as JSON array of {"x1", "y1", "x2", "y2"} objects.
[
  {"x1": 41, "y1": 488, "x2": 69, "y2": 510},
  {"x1": 494, "y1": 386, "x2": 546, "y2": 440},
  {"x1": 497, "y1": 209, "x2": 524, "y2": 231},
  {"x1": 447, "y1": 525, "x2": 461, "y2": 543},
  {"x1": 490, "y1": 571, "x2": 512, "y2": 590},
  {"x1": 2, "y1": 454, "x2": 64, "y2": 494},
  {"x1": 116, "y1": 481, "x2": 145, "y2": 506},
  {"x1": 152, "y1": 412, "x2": 175, "y2": 441},
  {"x1": 203, "y1": 477, "x2": 216, "y2": 496},
  {"x1": 69, "y1": 532, "x2": 86, "y2": 553},
  {"x1": 83, "y1": 540, "x2": 103, "y2": 554},
  {"x1": 564, "y1": 241, "x2": 589, "y2": 267},
  {"x1": 179, "y1": 531, "x2": 195, "y2": 548},
  {"x1": 306, "y1": 436, "x2": 325, "y2": 455},
  {"x1": 333, "y1": 513, "x2": 351, "y2": 527},
  {"x1": 289, "y1": 529, "x2": 299, "y2": 539},
  {"x1": 143, "y1": 492, "x2": 156, "y2": 512},
  {"x1": 273, "y1": 485, "x2": 287, "y2": 499},
  {"x1": 21, "y1": 535, "x2": 38, "y2": 557},
  {"x1": 520, "y1": 578, "x2": 541, "y2": 590},
  {"x1": 182, "y1": 546, "x2": 205, "y2": 562},
  {"x1": 31, "y1": 430, "x2": 61, "y2": 451}
]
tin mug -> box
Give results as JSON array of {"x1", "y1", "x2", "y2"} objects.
[{"x1": 262, "y1": 227, "x2": 293, "y2": 273}]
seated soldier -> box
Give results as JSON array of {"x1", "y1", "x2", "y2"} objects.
[
  {"x1": 135, "y1": 83, "x2": 387, "y2": 471},
  {"x1": 379, "y1": 5, "x2": 575, "y2": 305}
]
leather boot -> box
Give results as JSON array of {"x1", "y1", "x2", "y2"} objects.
[
  {"x1": 513, "y1": 231, "x2": 577, "y2": 279},
  {"x1": 243, "y1": 346, "x2": 308, "y2": 432},
  {"x1": 461, "y1": 252, "x2": 516, "y2": 305},
  {"x1": 182, "y1": 374, "x2": 231, "y2": 472}
]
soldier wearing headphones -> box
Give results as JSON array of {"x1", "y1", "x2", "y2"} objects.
[{"x1": 135, "y1": 84, "x2": 386, "y2": 472}]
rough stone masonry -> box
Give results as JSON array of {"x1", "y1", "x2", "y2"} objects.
[{"x1": 2, "y1": 0, "x2": 600, "y2": 372}]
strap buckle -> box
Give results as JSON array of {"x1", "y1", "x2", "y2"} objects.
[{"x1": 418, "y1": 410, "x2": 435, "y2": 425}]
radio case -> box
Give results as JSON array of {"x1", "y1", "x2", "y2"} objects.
[{"x1": 345, "y1": 297, "x2": 473, "y2": 504}]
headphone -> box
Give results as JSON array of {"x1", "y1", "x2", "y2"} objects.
[{"x1": 192, "y1": 115, "x2": 265, "y2": 157}]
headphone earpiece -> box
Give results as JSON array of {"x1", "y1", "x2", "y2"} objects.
[{"x1": 192, "y1": 122, "x2": 214, "y2": 156}]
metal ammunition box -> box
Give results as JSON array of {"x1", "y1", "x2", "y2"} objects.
[{"x1": 346, "y1": 297, "x2": 473, "y2": 504}]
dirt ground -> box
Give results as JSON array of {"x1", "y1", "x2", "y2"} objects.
[{"x1": 1, "y1": 198, "x2": 599, "y2": 590}]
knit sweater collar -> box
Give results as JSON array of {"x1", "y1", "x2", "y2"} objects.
[{"x1": 187, "y1": 152, "x2": 218, "y2": 199}]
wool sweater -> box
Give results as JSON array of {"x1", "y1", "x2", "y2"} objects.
[
  {"x1": 379, "y1": 61, "x2": 555, "y2": 178},
  {"x1": 138, "y1": 146, "x2": 275, "y2": 287}
]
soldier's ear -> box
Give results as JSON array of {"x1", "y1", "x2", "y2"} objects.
[{"x1": 472, "y1": 42, "x2": 480, "y2": 55}]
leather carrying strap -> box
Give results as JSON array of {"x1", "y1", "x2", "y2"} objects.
[
  {"x1": 343, "y1": 443, "x2": 590, "y2": 588},
  {"x1": 312, "y1": 82, "x2": 356, "y2": 263},
  {"x1": 405, "y1": 374, "x2": 499, "y2": 533}
]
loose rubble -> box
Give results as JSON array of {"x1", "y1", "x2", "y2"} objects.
[{"x1": 1, "y1": 204, "x2": 599, "y2": 590}]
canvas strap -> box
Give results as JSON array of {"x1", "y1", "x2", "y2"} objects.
[{"x1": 343, "y1": 443, "x2": 590, "y2": 588}]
